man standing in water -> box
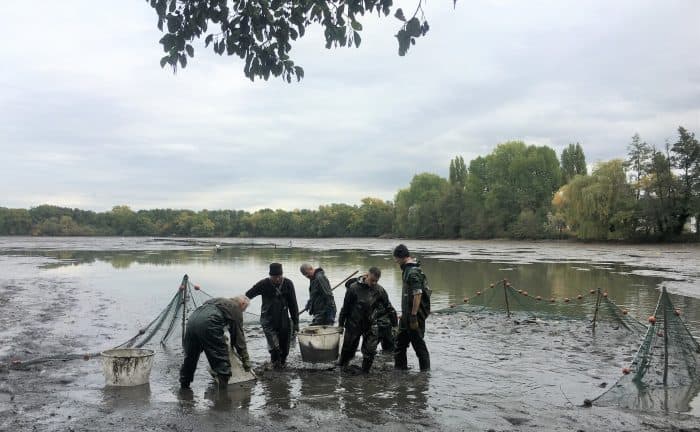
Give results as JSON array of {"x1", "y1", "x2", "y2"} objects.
[
  {"x1": 246, "y1": 263, "x2": 299, "y2": 369},
  {"x1": 337, "y1": 267, "x2": 397, "y2": 373},
  {"x1": 300, "y1": 263, "x2": 336, "y2": 325},
  {"x1": 180, "y1": 295, "x2": 251, "y2": 389},
  {"x1": 393, "y1": 244, "x2": 431, "y2": 371}
]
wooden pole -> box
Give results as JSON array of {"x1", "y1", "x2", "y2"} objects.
[
  {"x1": 663, "y1": 287, "x2": 669, "y2": 386},
  {"x1": 592, "y1": 288, "x2": 602, "y2": 333},
  {"x1": 181, "y1": 274, "x2": 189, "y2": 348},
  {"x1": 503, "y1": 279, "x2": 511, "y2": 318}
]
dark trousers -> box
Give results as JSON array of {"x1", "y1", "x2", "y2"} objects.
[
  {"x1": 180, "y1": 304, "x2": 231, "y2": 385},
  {"x1": 338, "y1": 323, "x2": 379, "y2": 365},
  {"x1": 378, "y1": 325, "x2": 396, "y2": 352},
  {"x1": 311, "y1": 307, "x2": 336, "y2": 326},
  {"x1": 394, "y1": 319, "x2": 430, "y2": 371},
  {"x1": 263, "y1": 325, "x2": 291, "y2": 364}
]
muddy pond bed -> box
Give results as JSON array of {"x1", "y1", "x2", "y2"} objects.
[{"x1": 1, "y1": 237, "x2": 699, "y2": 431}]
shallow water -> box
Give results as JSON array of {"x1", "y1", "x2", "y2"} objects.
[{"x1": 1, "y1": 237, "x2": 699, "y2": 431}]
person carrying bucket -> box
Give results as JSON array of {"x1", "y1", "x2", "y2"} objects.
[
  {"x1": 246, "y1": 263, "x2": 300, "y2": 369},
  {"x1": 299, "y1": 263, "x2": 337, "y2": 325},
  {"x1": 179, "y1": 295, "x2": 251, "y2": 389},
  {"x1": 337, "y1": 267, "x2": 397, "y2": 373}
]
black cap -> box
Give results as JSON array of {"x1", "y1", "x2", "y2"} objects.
[
  {"x1": 269, "y1": 263, "x2": 283, "y2": 276},
  {"x1": 393, "y1": 244, "x2": 410, "y2": 258}
]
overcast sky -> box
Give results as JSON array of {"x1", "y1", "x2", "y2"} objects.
[{"x1": 1, "y1": 1, "x2": 699, "y2": 212}]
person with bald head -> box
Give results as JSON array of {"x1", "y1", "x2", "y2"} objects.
[{"x1": 180, "y1": 295, "x2": 251, "y2": 389}]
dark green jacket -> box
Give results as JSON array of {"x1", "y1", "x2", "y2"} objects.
[
  {"x1": 400, "y1": 262, "x2": 427, "y2": 320},
  {"x1": 338, "y1": 277, "x2": 396, "y2": 331},
  {"x1": 307, "y1": 268, "x2": 336, "y2": 316},
  {"x1": 246, "y1": 277, "x2": 299, "y2": 331},
  {"x1": 202, "y1": 297, "x2": 248, "y2": 358}
]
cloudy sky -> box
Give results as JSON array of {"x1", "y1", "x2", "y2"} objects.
[{"x1": 1, "y1": 1, "x2": 699, "y2": 211}]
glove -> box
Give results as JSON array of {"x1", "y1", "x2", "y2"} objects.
[
  {"x1": 293, "y1": 322, "x2": 299, "y2": 334},
  {"x1": 409, "y1": 314, "x2": 419, "y2": 331},
  {"x1": 390, "y1": 311, "x2": 398, "y2": 327},
  {"x1": 239, "y1": 350, "x2": 251, "y2": 372}
]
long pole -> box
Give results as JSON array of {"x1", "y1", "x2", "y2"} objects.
[
  {"x1": 592, "y1": 288, "x2": 602, "y2": 333},
  {"x1": 663, "y1": 287, "x2": 669, "y2": 386},
  {"x1": 503, "y1": 279, "x2": 511, "y2": 318},
  {"x1": 181, "y1": 274, "x2": 189, "y2": 348},
  {"x1": 299, "y1": 270, "x2": 359, "y2": 315}
]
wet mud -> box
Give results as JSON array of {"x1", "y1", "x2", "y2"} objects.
[{"x1": 1, "y1": 242, "x2": 700, "y2": 431}]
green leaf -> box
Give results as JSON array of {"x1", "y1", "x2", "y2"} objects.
[
  {"x1": 394, "y1": 8, "x2": 406, "y2": 21},
  {"x1": 353, "y1": 31, "x2": 361, "y2": 48},
  {"x1": 185, "y1": 44, "x2": 194, "y2": 57},
  {"x1": 179, "y1": 53, "x2": 187, "y2": 68},
  {"x1": 204, "y1": 34, "x2": 214, "y2": 47},
  {"x1": 351, "y1": 20, "x2": 362, "y2": 31},
  {"x1": 406, "y1": 17, "x2": 421, "y2": 37},
  {"x1": 159, "y1": 55, "x2": 169, "y2": 68}
]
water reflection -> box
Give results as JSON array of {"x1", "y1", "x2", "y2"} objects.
[
  {"x1": 9, "y1": 245, "x2": 699, "y2": 330},
  {"x1": 203, "y1": 381, "x2": 253, "y2": 411},
  {"x1": 335, "y1": 371, "x2": 431, "y2": 422},
  {"x1": 101, "y1": 383, "x2": 151, "y2": 409}
]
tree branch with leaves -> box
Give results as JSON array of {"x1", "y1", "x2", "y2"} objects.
[{"x1": 147, "y1": 0, "x2": 436, "y2": 81}]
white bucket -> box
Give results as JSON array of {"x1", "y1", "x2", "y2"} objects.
[
  {"x1": 101, "y1": 348, "x2": 155, "y2": 386},
  {"x1": 298, "y1": 326, "x2": 342, "y2": 363}
]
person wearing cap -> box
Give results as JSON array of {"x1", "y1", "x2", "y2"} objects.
[
  {"x1": 392, "y1": 244, "x2": 431, "y2": 371},
  {"x1": 245, "y1": 263, "x2": 299, "y2": 368},
  {"x1": 179, "y1": 295, "x2": 251, "y2": 389},
  {"x1": 299, "y1": 263, "x2": 337, "y2": 325}
]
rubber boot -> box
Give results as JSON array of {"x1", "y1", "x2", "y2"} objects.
[
  {"x1": 217, "y1": 374, "x2": 230, "y2": 389},
  {"x1": 394, "y1": 351, "x2": 408, "y2": 370},
  {"x1": 336, "y1": 350, "x2": 353, "y2": 368},
  {"x1": 417, "y1": 352, "x2": 430, "y2": 371},
  {"x1": 361, "y1": 357, "x2": 374, "y2": 373}
]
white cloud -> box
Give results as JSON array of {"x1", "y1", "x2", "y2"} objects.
[{"x1": 0, "y1": 0, "x2": 698, "y2": 211}]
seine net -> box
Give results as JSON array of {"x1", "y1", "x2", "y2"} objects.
[{"x1": 593, "y1": 287, "x2": 700, "y2": 412}]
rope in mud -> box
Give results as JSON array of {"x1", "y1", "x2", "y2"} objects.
[{"x1": 4, "y1": 275, "x2": 260, "y2": 368}]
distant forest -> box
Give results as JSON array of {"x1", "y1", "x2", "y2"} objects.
[{"x1": 2, "y1": 127, "x2": 698, "y2": 242}]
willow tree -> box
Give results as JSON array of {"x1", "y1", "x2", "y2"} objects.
[{"x1": 554, "y1": 159, "x2": 635, "y2": 240}]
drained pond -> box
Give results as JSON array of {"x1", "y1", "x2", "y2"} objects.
[{"x1": 1, "y1": 237, "x2": 699, "y2": 431}]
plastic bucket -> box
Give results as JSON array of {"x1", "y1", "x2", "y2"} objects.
[
  {"x1": 298, "y1": 326, "x2": 342, "y2": 363},
  {"x1": 101, "y1": 348, "x2": 155, "y2": 386}
]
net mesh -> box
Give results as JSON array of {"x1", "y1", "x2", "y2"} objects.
[
  {"x1": 116, "y1": 275, "x2": 259, "y2": 349},
  {"x1": 593, "y1": 287, "x2": 700, "y2": 412}
]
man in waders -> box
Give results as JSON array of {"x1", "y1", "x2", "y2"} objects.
[
  {"x1": 179, "y1": 295, "x2": 251, "y2": 389},
  {"x1": 393, "y1": 244, "x2": 431, "y2": 371},
  {"x1": 246, "y1": 263, "x2": 299, "y2": 369},
  {"x1": 337, "y1": 267, "x2": 397, "y2": 373},
  {"x1": 300, "y1": 263, "x2": 337, "y2": 325}
]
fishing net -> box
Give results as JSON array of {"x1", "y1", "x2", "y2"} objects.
[
  {"x1": 117, "y1": 274, "x2": 260, "y2": 349},
  {"x1": 593, "y1": 287, "x2": 700, "y2": 412},
  {"x1": 435, "y1": 282, "x2": 647, "y2": 334}
]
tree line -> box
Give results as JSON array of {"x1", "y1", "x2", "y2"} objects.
[{"x1": 1, "y1": 126, "x2": 697, "y2": 241}]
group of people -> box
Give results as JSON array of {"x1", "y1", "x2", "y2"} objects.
[{"x1": 179, "y1": 244, "x2": 431, "y2": 389}]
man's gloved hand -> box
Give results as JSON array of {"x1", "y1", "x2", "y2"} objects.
[
  {"x1": 390, "y1": 311, "x2": 398, "y2": 327},
  {"x1": 240, "y1": 350, "x2": 252, "y2": 372},
  {"x1": 293, "y1": 322, "x2": 300, "y2": 334},
  {"x1": 409, "y1": 314, "x2": 419, "y2": 330}
]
